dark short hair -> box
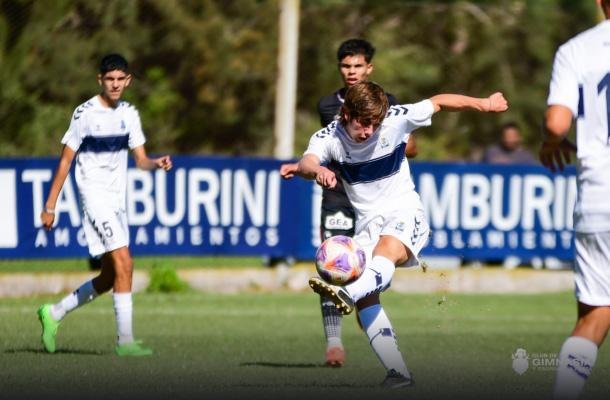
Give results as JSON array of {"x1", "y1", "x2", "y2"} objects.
[
  {"x1": 340, "y1": 81, "x2": 389, "y2": 126},
  {"x1": 337, "y1": 39, "x2": 375, "y2": 63},
  {"x1": 501, "y1": 121, "x2": 520, "y2": 132},
  {"x1": 99, "y1": 54, "x2": 129, "y2": 75}
]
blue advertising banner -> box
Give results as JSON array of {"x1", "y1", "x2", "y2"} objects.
[
  {"x1": 0, "y1": 157, "x2": 576, "y2": 261},
  {"x1": 411, "y1": 162, "x2": 576, "y2": 262}
]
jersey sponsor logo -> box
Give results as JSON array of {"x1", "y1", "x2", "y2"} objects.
[
  {"x1": 324, "y1": 211, "x2": 354, "y2": 230},
  {"x1": 333, "y1": 142, "x2": 406, "y2": 185}
]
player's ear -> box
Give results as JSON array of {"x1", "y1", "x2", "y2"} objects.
[
  {"x1": 366, "y1": 63, "x2": 374, "y2": 75},
  {"x1": 97, "y1": 73, "x2": 103, "y2": 86},
  {"x1": 125, "y1": 74, "x2": 132, "y2": 87},
  {"x1": 340, "y1": 105, "x2": 350, "y2": 124}
]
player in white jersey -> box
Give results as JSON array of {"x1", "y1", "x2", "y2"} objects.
[
  {"x1": 297, "y1": 81, "x2": 507, "y2": 387},
  {"x1": 37, "y1": 54, "x2": 172, "y2": 356},
  {"x1": 280, "y1": 38, "x2": 417, "y2": 368},
  {"x1": 541, "y1": 1, "x2": 610, "y2": 398}
]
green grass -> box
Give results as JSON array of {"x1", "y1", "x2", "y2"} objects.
[
  {"x1": 1, "y1": 291, "x2": 609, "y2": 400},
  {"x1": 0, "y1": 256, "x2": 265, "y2": 273}
]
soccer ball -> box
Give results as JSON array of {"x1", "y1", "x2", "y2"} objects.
[{"x1": 315, "y1": 235, "x2": 366, "y2": 285}]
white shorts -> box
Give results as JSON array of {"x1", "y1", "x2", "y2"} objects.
[
  {"x1": 82, "y1": 198, "x2": 129, "y2": 257},
  {"x1": 574, "y1": 231, "x2": 610, "y2": 306},
  {"x1": 354, "y1": 207, "x2": 430, "y2": 268}
]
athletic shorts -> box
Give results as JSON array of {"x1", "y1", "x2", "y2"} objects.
[
  {"x1": 574, "y1": 231, "x2": 610, "y2": 306},
  {"x1": 320, "y1": 203, "x2": 356, "y2": 241},
  {"x1": 354, "y1": 207, "x2": 430, "y2": 268},
  {"x1": 81, "y1": 197, "x2": 129, "y2": 257}
]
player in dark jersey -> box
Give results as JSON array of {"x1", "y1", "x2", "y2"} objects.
[{"x1": 281, "y1": 38, "x2": 416, "y2": 367}]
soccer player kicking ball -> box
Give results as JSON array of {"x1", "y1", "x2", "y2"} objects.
[
  {"x1": 280, "y1": 38, "x2": 415, "y2": 368},
  {"x1": 296, "y1": 81, "x2": 507, "y2": 387},
  {"x1": 542, "y1": 1, "x2": 610, "y2": 398},
  {"x1": 37, "y1": 54, "x2": 172, "y2": 356}
]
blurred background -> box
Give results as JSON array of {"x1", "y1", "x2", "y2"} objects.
[{"x1": 0, "y1": 0, "x2": 600, "y2": 159}]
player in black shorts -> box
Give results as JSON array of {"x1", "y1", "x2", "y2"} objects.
[{"x1": 281, "y1": 38, "x2": 416, "y2": 366}]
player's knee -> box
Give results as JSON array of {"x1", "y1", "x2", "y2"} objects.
[
  {"x1": 116, "y1": 258, "x2": 133, "y2": 276},
  {"x1": 112, "y1": 251, "x2": 133, "y2": 279}
]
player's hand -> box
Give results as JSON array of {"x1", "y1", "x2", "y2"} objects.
[
  {"x1": 155, "y1": 156, "x2": 172, "y2": 171},
  {"x1": 41, "y1": 210, "x2": 55, "y2": 231},
  {"x1": 539, "y1": 138, "x2": 576, "y2": 172},
  {"x1": 485, "y1": 92, "x2": 508, "y2": 112},
  {"x1": 315, "y1": 167, "x2": 336, "y2": 189},
  {"x1": 280, "y1": 163, "x2": 298, "y2": 180}
]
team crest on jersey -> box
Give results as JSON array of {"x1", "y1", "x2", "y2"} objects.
[
  {"x1": 121, "y1": 120, "x2": 126, "y2": 130},
  {"x1": 395, "y1": 221, "x2": 405, "y2": 232},
  {"x1": 380, "y1": 136, "x2": 389, "y2": 148}
]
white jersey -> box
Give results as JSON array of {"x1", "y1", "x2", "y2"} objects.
[
  {"x1": 61, "y1": 95, "x2": 146, "y2": 207},
  {"x1": 547, "y1": 20, "x2": 610, "y2": 232},
  {"x1": 304, "y1": 100, "x2": 434, "y2": 229}
]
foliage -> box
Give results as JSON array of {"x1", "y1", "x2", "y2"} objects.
[
  {"x1": 146, "y1": 261, "x2": 189, "y2": 293},
  {"x1": 0, "y1": 0, "x2": 601, "y2": 159}
]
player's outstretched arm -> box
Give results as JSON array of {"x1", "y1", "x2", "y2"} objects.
[
  {"x1": 42, "y1": 145, "x2": 76, "y2": 231},
  {"x1": 297, "y1": 154, "x2": 337, "y2": 189},
  {"x1": 540, "y1": 105, "x2": 576, "y2": 172},
  {"x1": 132, "y1": 146, "x2": 172, "y2": 171},
  {"x1": 429, "y1": 92, "x2": 508, "y2": 113}
]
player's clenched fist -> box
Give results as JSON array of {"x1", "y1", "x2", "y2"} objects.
[
  {"x1": 315, "y1": 167, "x2": 337, "y2": 189},
  {"x1": 486, "y1": 92, "x2": 509, "y2": 112},
  {"x1": 40, "y1": 210, "x2": 55, "y2": 231},
  {"x1": 155, "y1": 155, "x2": 172, "y2": 171}
]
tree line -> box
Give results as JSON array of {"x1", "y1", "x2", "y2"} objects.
[{"x1": 0, "y1": 0, "x2": 599, "y2": 159}]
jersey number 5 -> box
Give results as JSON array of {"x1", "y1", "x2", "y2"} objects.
[{"x1": 102, "y1": 221, "x2": 114, "y2": 238}]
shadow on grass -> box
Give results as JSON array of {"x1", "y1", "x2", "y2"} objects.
[
  {"x1": 232, "y1": 382, "x2": 375, "y2": 389},
  {"x1": 5, "y1": 347, "x2": 105, "y2": 356},
  {"x1": 240, "y1": 361, "x2": 324, "y2": 368}
]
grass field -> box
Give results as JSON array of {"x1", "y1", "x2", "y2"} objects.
[
  {"x1": 0, "y1": 256, "x2": 264, "y2": 273},
  {"x1": 1, "y1": 290, "x2": 609, "y2": 400}
]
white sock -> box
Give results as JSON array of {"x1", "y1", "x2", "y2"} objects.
[
  {"x1": 50, "y1": 280, "x2": 98, "y2": 321},
  {"x1": 320, "y1": 297, "x2": 343, "y2": 349},
  {"x1": 113, "y1": 292, "x2": 134, "y2": 345},
  {"x1": 345, "y1": 256, "x2": 395, "y2": 302},
  {"x1": 326, "y1": 337, "x2": 343, "y2": 350},
  {"x1": 553, "y1": 336, "x2": 598, "y2": 400},
  {"x1": 358, "y1": 304, "x2": 410, "y2": 378}
]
